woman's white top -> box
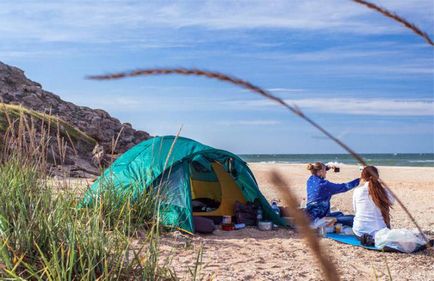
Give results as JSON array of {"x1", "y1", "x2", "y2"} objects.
[{"x1": 352, "y1": 182, "x2": 394, "y2": 237}]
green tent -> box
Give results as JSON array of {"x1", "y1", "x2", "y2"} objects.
[{"x1": 82, "y1": 136, "x2": 283, "y2": 232}]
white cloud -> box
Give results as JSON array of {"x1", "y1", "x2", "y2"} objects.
[
  {"x1": 229, "y1": 98, "x2": 434, "y2": 116},
  {"x1": 0, "y1": 0, "x2": 432, "y2": 43},
  {"x1": 216, "y1": 120, "x2": 281, "y2": 126},
  {"x1": 267, "y1": 88, "x2": 305, "y2": 93}
]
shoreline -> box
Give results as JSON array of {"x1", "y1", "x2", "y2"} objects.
[{"x1": 247, "y1": 162, "x2": 434, "y2": 169}]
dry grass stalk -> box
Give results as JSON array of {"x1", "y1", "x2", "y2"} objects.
[
  {"x1": 353, "y1": 0, "x2": 434, "y2": 46},
  {"x1": 88, "y1": 67, "x2": 430, "y2": 244},
  {"x1": 270, "y1": 171, "x2": 340, "y2": 281}
]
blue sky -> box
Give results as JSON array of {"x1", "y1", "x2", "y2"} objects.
[{"x1": 1, "y1": 0, "x2": 433, "y2": 154}]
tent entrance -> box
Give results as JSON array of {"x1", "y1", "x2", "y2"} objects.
[{"x1": 191, "y1": 161, "x2": 246, "y2": 217}]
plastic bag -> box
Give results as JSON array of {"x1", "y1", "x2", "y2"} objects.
[
  {"x1": 311, "y1": 217, "x2": 336, "y2": 229},
  {"x1": 375, "y1": 228, "x2": 426, "y2": 253}
]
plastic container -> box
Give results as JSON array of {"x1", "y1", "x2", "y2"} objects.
[
  {"x1": 271, "y1": 201, "x2": 281, "y2": 217},
  {"x1": 256, "y1": 208, "x2": 263, "y2": 224},
  {"x1": 258, "y1": 221, "x2": 273, "y2": 231},
  {"x1": 334, "y1": 223, "x2": 343, "y2": 234},
  {"x1": 234, "y1": 223, "x2": 246, "y2": 230},
  {"x1": 318, "y1": 226, "x2": 326, "y2": 237},
  {"x1": 222, "y1": 224, "x2": 234, "y2": 231},
  {"x1": 325, "y1": 226, "x2": 335, "y2": 233},
  {"x1": 222, "y1": 215, "x2": 232, "y2": 225},
  {"x1": 342, "y1": 226, "x2": 353, "y2": 235}
]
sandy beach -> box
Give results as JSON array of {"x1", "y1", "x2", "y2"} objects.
[{"x1": 160, "y1": 163, "x2": 434, "y2": 281}]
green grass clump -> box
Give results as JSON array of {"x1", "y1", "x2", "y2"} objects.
[
  {"x1": 0, "y1": 109, "x2": 204, "y2": 280},
  {"x1": 0, "y1": 156, "x2": 176, "y2": 280},
  {"x1": 0, "y1": 103, "x2": 97, "y2": 145}
]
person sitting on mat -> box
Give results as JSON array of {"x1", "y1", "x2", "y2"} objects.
[
  {"x1": 305, "y1": 162, "x2": 360, "y2": 226},
  {"x1": 353, "y1": 166, "x2": 394, "y2": 239}
]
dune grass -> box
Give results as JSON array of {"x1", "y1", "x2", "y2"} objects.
[
  {"x1": 0, "y1": 102, "x2": 97, "y2": 145},
  {"x1": 0, "y1": 111, "x2": 200, "y2": 280}
]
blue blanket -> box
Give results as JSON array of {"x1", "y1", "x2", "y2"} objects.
[
  {"x1": 325, "y1": 233, "x2": 430, "y2": 252},
  {"x1": 325, "y1": 233, "x2": 380, "y2": 251}
]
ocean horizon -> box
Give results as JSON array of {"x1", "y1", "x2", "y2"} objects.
[{"x1": 239, "y1": 153, "x2": 434, "y2": 167}]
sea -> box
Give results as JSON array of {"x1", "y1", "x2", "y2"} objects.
[{"x1": 239, "y1": 153, "x2": 434, "y2": 167}]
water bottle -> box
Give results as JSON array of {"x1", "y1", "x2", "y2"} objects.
[
  {"x1": 256, "y1": 208, "x2": 263, "y2": 225},
  {"x1": 271, "y1": 201, "x2": 280, "y2": 217}
]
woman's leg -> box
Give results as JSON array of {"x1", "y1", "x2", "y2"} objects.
[
  {"x1": 336, "y1": 215, "x2": 355, "y2": 227},
  {"x1": 328, "y1": 211, "x2": 344, "y2": 217},
  {"x1": 327, "y1": 212, "x2": 354, "y2": 226}
]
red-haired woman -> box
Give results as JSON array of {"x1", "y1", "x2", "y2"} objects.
[{"x1": 353, "y1": 166, "x2": 394, "y2": 238}]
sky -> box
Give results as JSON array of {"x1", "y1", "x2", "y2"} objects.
[{"x1": 0, "y1": 0, "x2": 433, "y2": 154}]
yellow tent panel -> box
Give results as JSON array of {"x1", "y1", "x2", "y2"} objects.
[{"x1": 192, "y1": 162, "x2": 246, "y2": 217}]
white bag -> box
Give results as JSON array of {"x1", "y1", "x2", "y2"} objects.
[{"x1": 374, "y1": 228, "x2": 426, "y2": 253}]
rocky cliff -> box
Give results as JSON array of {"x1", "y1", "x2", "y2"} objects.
[{"x1": 0, "y1": 61, "x2": 151, "y2": 177}]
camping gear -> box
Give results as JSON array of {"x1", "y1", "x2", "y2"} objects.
[
  {"x1": 222, "y1": 215, "x2": 232, "y2": 225},
  {"x1": 271, "y1": 201, "x2": 280, "y2": 216},
  {"x1": 342, "y1": 226, "x2": 353, "y2": 235},
  {"x1": 258, "y1": 221, "x2": 273, "y2": 231},
  {"x1": 256, "y1": 208, "x2": 263, "y2": 224},
  {"x1": 81, "y1": 136, "x2": 283, "y2": 233},
  {"x1": 234, "y1": 201, "x2": 257, "y2": 225},
  {"x1": 222, "y1": 224, "x2": 235, "y2": 231},
  {"x1": 193, "y1": 217, "x2": 216, "y2": 234},
  {"x1": 326, "y1": 233, "x2": 431, "y2": 253},
  {"x1": 375, "y1": 228, "x2": 427, "y2": 253},
  {"x1": 334, "y1": 223, "x2": 343, "y2": 234},
  {"x1": 325, "y1": 226, "x2": 335, "y2": 233},
  {"x1": 311, "y1": 217, "x2": 336, "y2": 229},
  {"x1": 318, "y1": 226, "x2": 326, "y2": 237},
  {"x1": 234, "y1": 223, "x2": 246, "y2": 230},
  {"x1": 360, "y1": 233, "x2": 375, "y2": 246}
]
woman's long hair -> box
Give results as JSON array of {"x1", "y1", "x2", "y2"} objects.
[{"x1": 361, "y1": 166, "x2": 392, "y2": 227}]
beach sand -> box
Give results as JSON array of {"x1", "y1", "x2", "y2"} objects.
[{"x1": 160, "y1": 164, "x2": 434, "y2": 281}]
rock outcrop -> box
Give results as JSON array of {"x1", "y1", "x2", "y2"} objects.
[{"x1": 0, "y1": 61, "x2": 151, "y2": 177}]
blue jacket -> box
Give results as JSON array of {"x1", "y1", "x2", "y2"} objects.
[{"x1": 305, "y1": 175, "x2": 360, "y2": 220}]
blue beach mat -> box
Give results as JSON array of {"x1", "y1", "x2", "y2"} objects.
[
  {"x1": 325, "y1": 233, "x2": 431, "y2": 253},
  {"x1": 325, "y1": 233, "x2": 379, "y2": 250}
]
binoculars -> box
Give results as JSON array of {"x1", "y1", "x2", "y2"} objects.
[{"x1": 326, "y1": 166, "x2": 340, "y2": 173}]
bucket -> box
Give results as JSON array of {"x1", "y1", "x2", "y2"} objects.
[{"x1": 222, "y1": 224, "x2": 234, "y2": 231}]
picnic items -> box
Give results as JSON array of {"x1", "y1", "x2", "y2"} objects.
[
  {"x1": 221, "y1": 224, "x2": 235, "y2": 231},
  {"x1": 222, "y1": 215, "x2": 232, "y2": 225},
  {"x1": 256, "y1": 208, "x2": 263, "y2": 225},
  {"x1": 234, "y1": 201, "x2": 258, "y2": 226},
  {"x1": 271, "y1": 201, "x2": 281, "y2": 216},
  {"x1": 334, "y1": 223, "x2": 343, "y2": 234},
  {"x1": 258, "y1": 221, "x2": 273, "y2": 231},
  {"x1": 234, "y1": 223, "x2": 246, "y2": 230},
  {"x1": 311, "y1": 216, "x2": 338, "y2": 229},
  {"x1": 193, "y1": 217, "x2": 216, "y2": 234},
  {"x1": 375, "y1": 228, "x2": 427, "y2": 253}
]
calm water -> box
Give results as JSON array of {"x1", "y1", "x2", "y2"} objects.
[{"x1": 239, "y1": 153, "x2": 434, "y2": 167}]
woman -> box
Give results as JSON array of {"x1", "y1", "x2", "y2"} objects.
[
  {"x1": 353, "y1": 166, "x2": 394, "y2": 238},
  {"x1": 305, "y1": 162, "x2": 359, "y2": 226}
]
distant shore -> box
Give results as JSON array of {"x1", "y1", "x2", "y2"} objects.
[{"x1": 240, "y1": 153, "x2": 434, "y2": 167}]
